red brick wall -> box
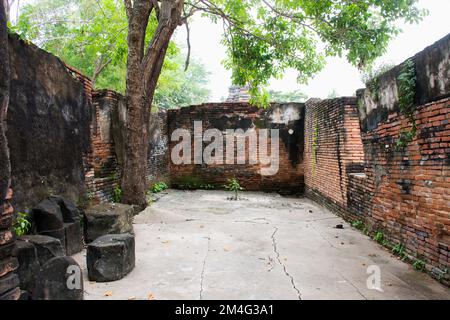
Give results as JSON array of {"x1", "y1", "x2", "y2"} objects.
[
  {"x1": 304, "y1": 97, "x2": 365, "y2": 207},
  {"x1": 304, "y1": 97, "x2": 450, "y2": 285},
  {"x1": 85, "y1": 89, "x2": 170, "y2": 202},
  {"x1": 351, "y1": 98, "x2": 450, "y2": 280},
  {"x1": 84, "y1": 90, "x2": 121, "y2": 202},
  {"x1": 168, "y1": 102, "x2": 305, "y2": 193}
]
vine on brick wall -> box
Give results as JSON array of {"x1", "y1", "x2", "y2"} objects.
[
  {"x1": 312, "y1": 113, "x2": 319, "y2": 175},
  {"x1": 368, "y1": 77, "x2": 380, "y2": 103},
  {"x1": 396, "y1": 59, "x2": 417, "y2": 150}
]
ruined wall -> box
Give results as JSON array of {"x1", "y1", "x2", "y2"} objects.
[
  {"x1": 304, "y1": 35, "x2": 450, "y2": 284},
  {"x1": 85, "y1": 90, "x2": 169, "y2": 202},
  {"x1": 7, "y1": 34, "x2": 92, "y2": 212},
  {"x1": 147, "y1": 110, "x2": 170, "y2": 185},
  {"x1": 1, "y1": 7, "x2": 20, "y2": 300},
  {"x1": 350, "y1": 97, "x2": 450, "y2": 282},
  {"x1": 304, "y1": 98, "x2": 365, "y2": 209},
  {"x1": 6, "y1": 34, "x2": 170, "y2": 208},
  {"x1": 168, "y1": 102, "x2": 305, "y2": 193}
]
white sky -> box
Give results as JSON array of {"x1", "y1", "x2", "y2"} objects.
[
  {"x1": 11, "y1": 0, "x2": 450, "y2": 101},
  {"x1": 174, "y1": 0, "x2": 450, "y2": 101}
]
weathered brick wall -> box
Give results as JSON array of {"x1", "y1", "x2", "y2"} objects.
[
  {"x1": 304, "y1": 34, "x2": 450, "y2": 284},
  {"x1": 85, "y1": 90, "x2": 122, "y2": 203},
  {"x1": 304, "y1": 97, "x2": 365, "y2": 208},
  {"x1": 85, "y1": 90, "x2": 170, "y2": 202},
  {"x1": 7, "y1": 34, "x2": 92, "y2": 212},
  {"x1": 147, "y1": 109, "x2": 170, "y2": 185},
  {"x1": 349, "y1": 97, "x2": 450, "y2": 281},
  {"x1": 1, "y1": 14, "x2": 20, "y2": 299},
  {"x1": 168, "y1": 102, "x2": 305, "y2": 193},
  {"x1": 6, "y1": 33, "x2": 170, "y2": 207}
]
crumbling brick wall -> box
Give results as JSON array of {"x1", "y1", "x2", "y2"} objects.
[
  {"x1": 86, "y1": 90, "x2": 169, "y2": 201},
  {"x1": 304, "y1": 97, "x2": 365, "y2": 209},
  {"x1": 6, "y1": 33, "x2": 170, "y2": 207},
  {"x1": 350, "y1": 97, "x2": 450, "y2": 280},
  {"x1": 7, "y1": 34, "x2": 92, "y2": 212},
  {"x1": 147, "y1": 109, "x2": 170, "y2": 185},
  {"x1": 0, "y1": 8, "x2": 20, "y2": 300},
  {"x1": 168, "y1": 102, "x2": 305, "y2": 193},
  {"x1": 304, "y1": 34, "x2": 450, "y2": 284}
]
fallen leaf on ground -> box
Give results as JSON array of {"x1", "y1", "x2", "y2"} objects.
[
  {"x1": 161, "y1": 240, "x2": 170, "y2": 244},
  {"x1": 128, "y1": 297, "x2": 136, "y2": 300},
  {"x1": 223, "y1": 247, "x2": 230, "y2": 252},
  {"x1": 104, "y1": 291, "x2": 113, "y2": 297},
  {"x1": 147, "y1": 292, "x2": 155, "y2": 300}
]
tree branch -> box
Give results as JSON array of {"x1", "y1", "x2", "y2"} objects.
[
  {"x1": 151, "y1": 0, "x2": 160, "y2": 20},
  {"x1": 184, "y1": 9, "x2": 191, "y2": 71}
]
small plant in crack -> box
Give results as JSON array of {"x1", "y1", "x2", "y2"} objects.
[
  {"x1": 392, "y1": 243, "x2": 408, "y2": 261},
  {"x1": 373, "y1": 231, "x2": 384, "y2": 244},
  {"x1": 413, "y1": 259, "x2": 426, "y2": 272},
  {"x1": 150, "y1": 182, "x2": 168, "y2": 193},
  {"x1": 112, "y1": 185, "x2": 122, "y2": 203},
  {"x1": 352, "y1": 220, "x2": 365, "y2": 231},
  {"x1": 224, "y1": 177, "x2": 244, "y2": 201}
]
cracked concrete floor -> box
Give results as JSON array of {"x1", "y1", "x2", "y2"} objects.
[{"x1": 73, "y1": 190, "x2": 450, "y2": 300}]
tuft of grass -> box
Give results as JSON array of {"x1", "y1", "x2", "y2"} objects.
[
  {"x1": 373, "y1": 231, "x2": 384, "y2": 244},
  {"x1": 352, "y1": 220, "x2": 365, "y2": 231},
  {"x1": 413, "y1": 259, "x2": 426, "y2": 272},
  {"x1": 112, "y1": 185, "x2": 122, "y2": 203},
  {"x1": 151, "y1": 182, "x2": 168, "y2": 193}
]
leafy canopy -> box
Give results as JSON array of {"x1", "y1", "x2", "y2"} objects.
[
  {"x1": 192, "y1": 0, "x2": 426, "y2": 105},
  {"x1": 13, "y1": 0, "x2": 210, "y2": 108},
  {"x1": 12, "y1": 0, "x2": 427, "y2": 106}
]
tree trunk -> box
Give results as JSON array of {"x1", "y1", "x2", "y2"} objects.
[
  {"x1": 121, "y1": 0, "x2": 183, "y2": 207},
  {"x1": 0, "y1": 0, "x2": 11, "y2": 200}
]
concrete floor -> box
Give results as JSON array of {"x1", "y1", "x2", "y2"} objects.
[{"x1": 73, "y1": 190, "x2": 450, "y2": 300}]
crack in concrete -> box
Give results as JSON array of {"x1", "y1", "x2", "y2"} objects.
[
  {"x1": 271, "y1": 227, "x2": 302, "y2": 300},
  {"x1": 199, "y1": 235, "x2": 211, "y2": 300}
]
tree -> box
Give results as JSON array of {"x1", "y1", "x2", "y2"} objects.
[
  {"x1": 154, "y1": 55, "x2": 210, "y2": 109},
  {"x1": 120, "y1": 0, "x2": 426, "y2": 206},
  {"x1": 327, "y1": 89, "x2": 340, "y2": 99},
  {"x1": 13, "y1": 0, "x2": 210, "y2": 106},
  {"x1": 267, "y1": 89, "x2": 307, "y2": 103}
]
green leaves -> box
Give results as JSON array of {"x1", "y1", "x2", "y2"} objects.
[
  {"x1": 12, "y1": 0, "x2": 210, "y2": 109},
  {"x1": 150, "y1": 182, "x2": 169, "y2": 193},
  {"x1": 396, "y1": 58, "x2": 417, "y2": 150},
  {"x1": 214, "y1": 0, "x2": 426, "y2": 106},
  {"x1": 13, "y1": 212, "x2": 32, "y2": 237},
  {"x1": 224, "y1": 177, "x2": 244, "y2": 200},
  {"x1": 112, "y1": 185, "x2": 122, "y2": 203}
]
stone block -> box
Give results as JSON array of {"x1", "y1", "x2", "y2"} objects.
[
  {"x1": 32, "y1": 198, "x2": 64, "y2": 232},
  {"x1": 33, "y1": 256, "x2": 83, "y2": 300},
  {"x1": 50, "y1": 195, "x2": 80, "y2": 223},
  {"x1": 12, "y1": 240, "x2": 40, "y2": 295},
  {"x1": 87, "y1": 233, "x2": 135, "y2": 282},
  {"x1": 84, "y1": 203, "x2": 134, "y2": 243},
  {"x1": 20, "y1": 235, "x2": 64, "y2": 265},
  {"x1": 64, "y1": 221, "x2": 84, "y2": 255}
]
